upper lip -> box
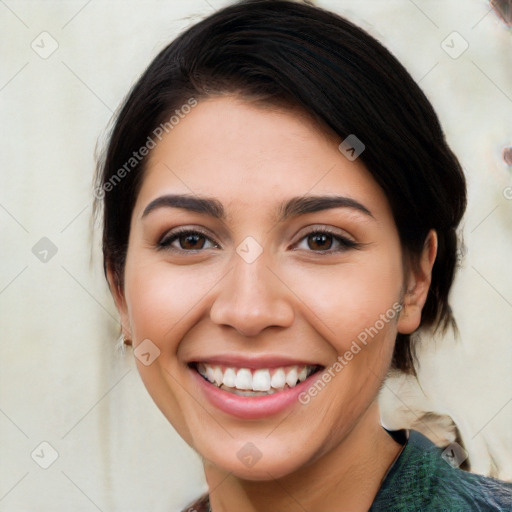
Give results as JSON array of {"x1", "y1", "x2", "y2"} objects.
[{"x1": 188, "y1": 354, "x2": 324, "y2": 370}]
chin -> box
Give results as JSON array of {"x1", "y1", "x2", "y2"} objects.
[{"x1": 200, "y1": 436, "x2": 318, "y2": 481}]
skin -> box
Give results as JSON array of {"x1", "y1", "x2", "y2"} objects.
[{"x1": 108, "y1": 96, "x2": 437, "y2": 511}]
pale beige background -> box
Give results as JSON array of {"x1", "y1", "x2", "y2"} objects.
[{"x1": 0, "y1": 1, "x2": 511, "y2": 510}]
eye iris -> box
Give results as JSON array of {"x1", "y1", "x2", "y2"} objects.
[
  {"x1": 308, "y1": 233, "x2": 332, "y2": 251},
  {"x1": 180, "y1": 233, "x2": 205, "y2": 250}
]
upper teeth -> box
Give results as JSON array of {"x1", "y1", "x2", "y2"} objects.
[{"x1": 196, "y1": 363, "x2": 315, "y2": 392}]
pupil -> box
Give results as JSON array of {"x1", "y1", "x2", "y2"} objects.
[
  {"x1": 181, "y1": 234, "x2": 204, "y2": 249},
  {"x1": 309, "y1": 233, "x2": 332, "y2": 250}
]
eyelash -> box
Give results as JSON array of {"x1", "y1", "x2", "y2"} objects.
[{"x1": 157, "y1": 227, "x2": 360, "y2": 254}]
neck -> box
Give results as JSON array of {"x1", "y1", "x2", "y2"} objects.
[{"x1": 203, "y1": 402, "x2": 403, "y2": 512}]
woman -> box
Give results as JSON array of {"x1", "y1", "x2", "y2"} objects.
[{"x1": 94, "y1": 0, "x2": 512, "y2": 510}]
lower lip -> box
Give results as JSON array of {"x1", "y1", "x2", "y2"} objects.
[{"x1": 190, "y1": 367, "x2": 318, "y2": 420}]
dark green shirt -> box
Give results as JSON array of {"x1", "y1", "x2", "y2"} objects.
[
  {"x1": 370, "y1": 430, "x2": 512, "y2": 511},
  {"x1": 182, "y1": 429, "x2": 512, "y2": 511}
]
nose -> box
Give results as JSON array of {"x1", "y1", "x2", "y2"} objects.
[{"x1": 209, "y1": 250, "x2": 295, "y2": 337}]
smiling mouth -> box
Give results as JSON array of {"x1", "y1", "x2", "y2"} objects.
[{"x1": 190, "y1": 362, "x2": 324, "y2": 397}]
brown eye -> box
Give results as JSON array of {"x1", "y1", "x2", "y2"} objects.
[
  {"x1": 178, "y1": 233, "x2": 206, "y2": 250},
  {"x1": 307, "y1": 233, "x2": 333, "y2": 251},
  {"x1": 158, "y1": 229, "x2": 218, "y2": 252},
  {"x1": 295, "y1": 229, "x2": 359, "y2": 253}
]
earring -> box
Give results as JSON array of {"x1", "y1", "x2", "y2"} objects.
[{"x1": 116, "y1": 333, "x2": 131, "y2": 354}]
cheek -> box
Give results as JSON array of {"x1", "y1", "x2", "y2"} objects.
[
  {"x1": 122, "y1": 256, "x2": 223, "y2": 444},
  {"x1": 282, "y1": 250, "x2": 403, "y2": 351},
  {"x1": 123, "y1": 256, "x2": 218, "y2": 345}
]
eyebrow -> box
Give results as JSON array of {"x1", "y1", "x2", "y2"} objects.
[{"x1": 141, "y1": 194, "x2": 374, "y2": 221}]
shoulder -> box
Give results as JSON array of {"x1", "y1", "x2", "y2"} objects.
[{"x1": 370, "y1": 429, "x2": 512, "y2": 512}]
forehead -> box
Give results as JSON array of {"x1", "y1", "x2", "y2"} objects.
[{"x1": 134, "y1": 96, "x2": 391, "y2": 223}]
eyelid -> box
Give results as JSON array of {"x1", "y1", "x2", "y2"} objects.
[
  {"x1": 291, "y1": 224, "x2": 357, "y2": 245},
  {"x1": 291, "y1": 226, "x2": 360, "y2": 253},
  {"x1": 158, "y1": 226, "x2": 221, "y2": 250}
]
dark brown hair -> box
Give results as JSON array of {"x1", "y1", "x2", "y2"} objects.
[{"x1": 94, "y1": 0, "x2": 467, "y2": 374}]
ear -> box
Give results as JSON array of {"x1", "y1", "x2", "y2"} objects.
[
  {"x1": 397, "y1": 230, "x2": 437, "y2": 335},
  {"x1": 106, "y1": 265, "x2": 132, "y2": 345}
]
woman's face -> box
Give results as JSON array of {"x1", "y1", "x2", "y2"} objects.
[{"x1": 111, "y1": 96, "x2": 427, "y2": 479}]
